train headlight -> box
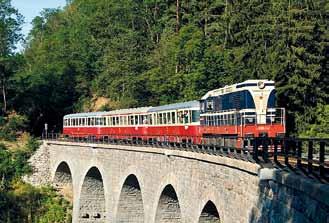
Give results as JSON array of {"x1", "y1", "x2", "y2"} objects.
[{"x1": 258, "y1": 81, "x2": 265, "y2": 89}]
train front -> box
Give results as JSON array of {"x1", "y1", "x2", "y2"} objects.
[{"x1": 199, "y1": 80, "x2": 286, "y2": 139}]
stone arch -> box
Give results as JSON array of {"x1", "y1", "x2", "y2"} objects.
[
  {"x1": 79, "y1": 166, "x2": 106, "y2": 222},
  {"x1": 198, "y1": 200, "x2": 221, "y2": 223},
  {"x1": 116, "y1": 174, "x2": 144, "y2": 222},
  {"x1": 155, "y1": 184, "x2": 182, "y2": 222},
  {"x1": 53, "y1": 161, "x2": 73, "y2": 203}
]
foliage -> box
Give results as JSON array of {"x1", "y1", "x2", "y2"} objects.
[
  {"x1": 0, "y1": 137, "x2": 71, "y2": 222},
  {"x1": 0, "y1": 112, "x2": 27, "y2": 140},
  {"x1": 300, "y1": 105, "x2": 329, "y2": 138},
  {"x1": 0, "y1": 0, "x2": 23, "y2": 114},
  {"x1": 4, "y1": 0, "x2": 329, "y2": 136}
]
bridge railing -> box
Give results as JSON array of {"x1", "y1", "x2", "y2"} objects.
[{"x1": 42, "y1": 133, "x2": 329, "y2": 182}]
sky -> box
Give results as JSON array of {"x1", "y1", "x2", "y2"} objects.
[{"x1": 11, "y1": 0, "x2": 67, "y2": 49}]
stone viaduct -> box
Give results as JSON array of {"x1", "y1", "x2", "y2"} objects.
[{"x1": 26, "y1": 141, "x2": 329, "y2": 223}]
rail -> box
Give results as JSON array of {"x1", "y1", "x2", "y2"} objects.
[{"x1": 42, "y1": 133, "x2": 329, "y2": 183}]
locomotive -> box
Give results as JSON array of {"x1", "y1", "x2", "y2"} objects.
[{"x1": 62, "y1": 80, "x2": 285, "y2": 146}]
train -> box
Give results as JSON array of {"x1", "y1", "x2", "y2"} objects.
[{"x1": 62, "y1": 80, "x2": 285, "y2": 146}]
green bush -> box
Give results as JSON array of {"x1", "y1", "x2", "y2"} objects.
[{"x1": 0, "y1": 113, "x2": 28, "y2": 141}]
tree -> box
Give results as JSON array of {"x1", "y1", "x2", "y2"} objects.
[{"x1": 0, "y1": 0, "x2": 23, "y2": 114}]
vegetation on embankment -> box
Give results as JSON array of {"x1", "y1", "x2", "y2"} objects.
[
  {"x1": 1, "y1": 1, "x2": 329, "y2": 135},
  {"x1": 0, "y1": 114, "x2": 72, "y2": 222}
]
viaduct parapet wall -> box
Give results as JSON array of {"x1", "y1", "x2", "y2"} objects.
[{"x1": 25, "y1": 141, "x2": 329, "y2": 223}]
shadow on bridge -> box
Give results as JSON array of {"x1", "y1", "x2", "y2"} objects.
[{"x1": 249, "y1": 170, "x2": 329, "y2": 223}]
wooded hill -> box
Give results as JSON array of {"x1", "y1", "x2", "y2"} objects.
[{"x1": 1, "y1": 0, "x2": 329, "y2": 136}]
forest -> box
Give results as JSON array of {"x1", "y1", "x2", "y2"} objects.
[{"x1": 1, "y1": 0, "x2": 328, "y2": 137}]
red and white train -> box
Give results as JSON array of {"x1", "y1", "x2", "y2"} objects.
[{"x1": 63, "y1": 80, "x2": 285, "y2": 145}]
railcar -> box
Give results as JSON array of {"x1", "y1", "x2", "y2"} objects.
[
  {"x1": 62, "y1": 80, "x2": 285, "y2": 146},
  {"x1": 63, "y1": 101, "x2": 201, "y2": 143}
]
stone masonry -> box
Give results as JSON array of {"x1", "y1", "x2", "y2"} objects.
[{"x1": 26, "y1": 141, "x2": 329, "y2": 223}]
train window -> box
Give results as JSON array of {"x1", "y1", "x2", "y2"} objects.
[
  {"x1": 183, "y1": 110, "x2": 189, "y2": 124},
  {"x1": 178, "y1": 111, "x2": 182, "y2": 124},
  {"x1": 171, "y1": 112, "x2": 176, "y2": 124},
  {"x1": 200, "y1": 101, "x2": 205, "y2": 113},
  {"x1": 167, "y1": 112, "x2": 171, "y2": 124},
  {"x1": 207, "y1": 100, "x2": 213, "y2": 111},
  {"x1": 147, "y1": 114, "x2": 152, "y2": 125},
  {"x1": 134, "y1": 115, "x2": 138, "y2": 125},
  {"x1": 141, "y1": 115, "x2": 146, "y2": 125},
  {"x1": 163, "y1": 113, "x2": 167, "y2": 124},
  {"x1": 142, "y1": 115, "x2": 147, "y2": 125},
  {"x1": 81, "y1": 118, "x2": 85, "y2": 126},
  {"x1": 192, "y1": 110, "x2": 200, "y2": 123},
  {"x1": 115, "y1": 117, "x2": 119, "y2": 125},
  {"x1": 158, "y1": 113, "x2": 162, "y2": 124}
]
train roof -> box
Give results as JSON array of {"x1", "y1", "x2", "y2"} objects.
[
  {"x1": 148, "y1": 100, "x2": 200, "y2": 112},
  {"x1": 64, "y1": 111, "x2": 109, "y2": 118},
  {"x1": 64, "y1": 107, "x2": 152, "y2": 118},
  {"x1": 201, "y1": 79, "x2": 275, "y2": 99},
  {"x1": 64, "y1": 101, "x2": 200, "y2": 119}
]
